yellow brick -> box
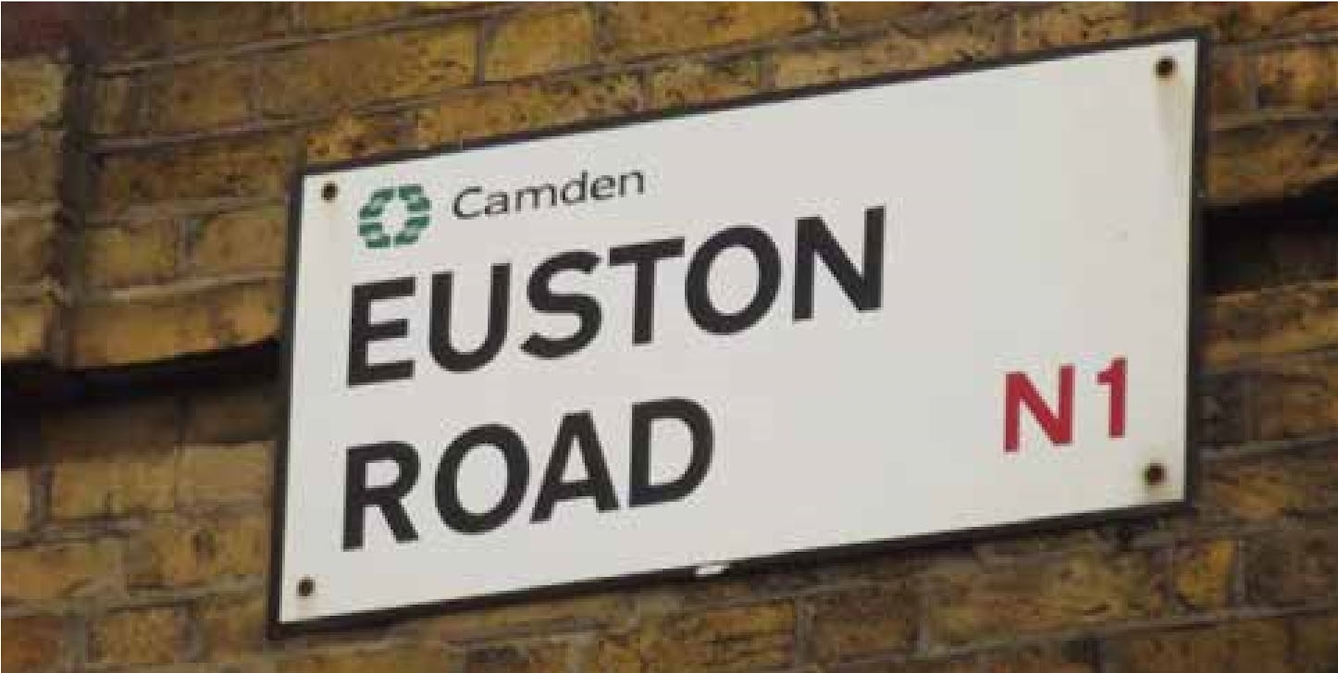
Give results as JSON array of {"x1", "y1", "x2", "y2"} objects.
[
  {"x1": 90, "y1": 73, "x2": 136, "y2": 136},
  {"x1": 1, "y1": 215, "x2": 57, "y2": 288},
  {"x1": 69, "y1": 280, "x2": 281, "y2": 367},
  {"x1": 2, "y1": 615, "x2": 65, "y2": 671},
  {"x1": 183, "y1": 384, "x2": 278, "y2": 444},
  {"x1": 1, "y1": 468, "x2": 32, "y2": 534},
  {"x1": 1, "y1": 57, "x2": 65, "y2": 134},
  {"x1": 1136, "y1": 3, "x2": 1338, "y2": 42},
  {"x1": 50, "y1": 447, "x2": 177, "y2": 520},
  {"x1": 91, "y1": 606, "x2": 186, "y2": 666},
  {"x1": 403, "y1": 591, "x2": 630, "y2": 641},
  {"x1": 1015, "y1": 3, "x2": 1133, "y2": 51},
  {"x1": 139, "y1": 58, "x2": 254, "y2": 134},
  {"x1": 593, "y1": 602, "x2": 795, "y2": 672},
  {"x1": 601, "y1": 3, "x2": 815, "y2": 61},
  {"x1": 808, "y1": 584, "x2": 916, "y2": 662},
  {"x1": 279, "y1": 645, "x2": 455, "y2": 673},
  {"x1": 177, "y1": 442, "x2": 272, "y2": 508},
  {"x1": 127, "y1": 511, "x2": 268, "y2": 588},
  {"x1": 1115, "y1": 619, "x2": 1289, "y2": 673},
  {"x1": 485, "y1": 7, "x2": 594, "y2": 81},
  {"x1": 924, "y1": 551, "x2": 1166, "y2": 645},
  {"x1": 649, "y1": 56, "x2": 762, "y2": 110},
  {"x1": 81, "y1": 221, "x2": 179, "y2": 289},
  {"x1": 1208, "y1": 121, "x2": 1338, "y2": 205},
  {"x1": 166, "y1": 3, "x2": 292, "y2": 50},
  {"x1": 467, "y1": 643, "x2": 569, "y2": 673},
  {"x1": 979, "y1": 644, "x2": 1097, "y2": 673},
  {"x1": 1210, "y1": 52, "x2": 1253, "y2": 116},
  {"x1": 1293, "y1": 614, "x2": 1338, "y2": 672},
  {"x1": 414, "y1": 73, "x2": 642, "y2": 146},
  {"x1": 1, "y1": 294, "x2": 56, "y2": 362},
  {"x1": 773, "y1": 20, "x2": 1004, "y2": 89},
  {"x1": 2, "y1": 132, "x2": 61, "y2": 204},
  {"x1": 96, "y1": 133, "x2": 295, "y2": 213},
  {"x1": 828, "y1": 3, "x2": 937, "y2": 29},
  {"x1": 197, "y1": 591, "x2": 266, "y2": 659},
  {"x1": 184, "y1": 205, "x2": 287, "y2": 277},
  {"x1": 1202, "y1": 445, "x2": 1338, "y2": 522},
  {"x1": 306, "y1": 112, "x2": 406, "y2": 164},
  {"x1": 257, "y1": 24, "x2": 475, "y2": 116},
  {"x1": 300, "y1": 2, "x2": 409, "y2": 31},
  {"x1": 1204, "y1": 280, "x2": 1338, "y2": 368},
  {"x1": 1, "y1": 540, "x2": 123, "y2": 602},
  {"x1": 1257, "y1": 45, "x2": 1335, "y2": 111},
  {"x1": 1172, "y1": 540, "x2": 1235, "y2": 610}
]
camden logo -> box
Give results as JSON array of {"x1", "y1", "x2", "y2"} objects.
[{"x1": 358, "y1": 184, "x2": 432, "y2": 249}]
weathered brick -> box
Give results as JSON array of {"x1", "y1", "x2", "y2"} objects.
[
  {"x1": 414, "y1": 73, "x2": 642, "y2": 146},
  {"x1": 1293, "y1": 613, "x2": 1338, "y2": 673},
  {"x1": 257, "y1": 25, "x2": 475, "y2": 116},
  {"x1": 197, "y1": 591, "x2": 266, "y2": 660},
  {"x1": 1201, "y1": 352, "x2": 1338, "y2": 445},
  {"x1": 601, "y1": 3, "x2": 815, "y2": 61},
  {"x1": 402, "y1": 592, "x2": 630, "y2": 641},
  {"x1": 1, "y1": 294, "x2": 56, "y2": 361},
  {"x1": 183, "y1": 384, "x2": 278, "y2": 444},
  {"x1": 299, "y1": 2, "x2": 409, "y2": 32},
  {"x1": 1172, "y1": 540, "x2": 1235, "y2": 611},
  {"x1": 90, "y1": 605, "x2": 187, "y2": 666},
  {"x1": 977, "y1": 642, "x2": 1098, "y2": 673},
  {"x1": 827, "y1": 3, "x2": 939, "y2": 30},
  {"x1": 839, "y1": 657, "x2": 978, "y2": 673},
  {"x1": 69, "y1": 280, "x2": 281, "y2": 367},
  {"x1": 1136, "y1": 3, "x2": 1338, "y2": 42},
  {"x1": 593, "y1": 602, "x2": 794, "y2": 672},
  {"x1": 1, "y1": 615, "x2": 65, "y2": 671},
  {"x1": 2, "y1": 468, "x2": 32, "y2": 534},
  {"x1": 773, "y1": 19, "x2": 1004, "y2": 89},
  {"x1": 138, "y1": 58, "x2": 254, "y2": 134},
  {"x1": 95, "y1": 133, "x2": 295, "y2": 213},
  {"x1": 177, "y1": 442, "x2": 271, "y2": 508},
  {"x1": 43, "y1": 396, "x2": 179, "y2": 455},
  {"x1": 649, "y1": 56, "x2": 762, "y2": 110},
  {"x1": 485, "y1": 7, "x2": 594, "y2": 81},
  {"x1": 1, "y1": 215, "x2": 57, "y2": 288},
  {"x1": 1200, "y1": 444, "x2": 1338, "y2": 522},
  {"x1": 807, "y1": 583, "x2": 916, "y2": 662},
  {"x1": 1015, "y1": 3, "x2": 1133, "y2": 51},
  {"x1": 1, "y1": 539, "x2": 123, "y2": 601},
  {"x1": 2, "y1": 133, "x2": 61, "y2": 204},
  {"x1": 1210, "y1": 52, "x2": 1253, "y2": 116},
  {"x1": 924, "y1": 551, "x2": 1165, "y2": 645},
  {"x1": 50, "y1": 446, "x2": 177, "y2": 519},
  {"x1": 127, "y1": 510, "x2": 268, "y2": 588},
  {"x1": 1204, "y1": 280, "x2": 1338, "y2": 369},
  {"x1": 90, "y1": 73, "x2": 136, "y2": 136},
  {"x1": 466, "y1": 642, "x2": 569, "y2": 673},
  {"x1": 184, "y1": 206, "x2": 287, "y2": 277},
  {"x1": 1243, "y1": 528, "x2": 1338, "y2": 606},
  {"x1": 165, "y1": 2, "x2": 292, "y2": 52},
  {"x1": 1257, "y1": 45, "x2": 1336, "y2": 111},
  {"x1": 81, "y1": 221, "x2": 179, "y2": 289},
  {"x1": 278, "y1": 645, "x2": 454, "y2": 673},
  {"x1": 1, "y1": 57, "x2": 65, "y2": 134},
  {"x1": 1111, "y1": 619, "x2": 1290, "y2": 673},
  {"x1": 306, "y1": 112, "x2": 406, "y2": 164},
  {"x1": 1208, "y1": 121, "x2": 1338, "y2": 205}
]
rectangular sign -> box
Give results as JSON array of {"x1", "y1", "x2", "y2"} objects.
[{"x1": 272, "y1": 33, "x2": 1203, "y2": 633}]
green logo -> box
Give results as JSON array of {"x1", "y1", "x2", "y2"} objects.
[{"x1": 358, "y1": 184, "x2": 432, "y2": 249}]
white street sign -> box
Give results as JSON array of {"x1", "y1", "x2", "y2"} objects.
[{"x1": 273, "y1": 34, "x2": 1203, "y2": 632}]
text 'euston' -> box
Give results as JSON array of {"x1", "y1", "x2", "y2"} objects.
[{"x1": 340, "y1": 205, "x2": 888, "y2": 550}]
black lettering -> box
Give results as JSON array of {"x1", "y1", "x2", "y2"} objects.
[
  {"x1": 560, "y1": 171, "x2": 589, "y2": 205},
  {"x1": 608, "y1": 238, "x2": 685, "y2": 344},
  {"x1": 343, "y1": 442, "x2": 420, "y2": 550},
  {"x1": 348, "y1": 278, "x2": 415, "y2": 387},
  {"x1": 629, "y1": 398, "x2": 714, "y2": 507},
  {"x1": 515, "y1": 184, "x2": 558, "y2": 211},
  {"x1": 618, "y1": 170, "x2": 646, "y2": 196},
  {"x1": 521, "y1": 251, "x2": 602, "y2": 359},
  {"x1": 686, "y1": 226, "x2": 781, "y2": 334},
  {"x1": 795, "y1": 206, "x2": 886, "y2": 321},
  {"x1": 429, "y1": 265, "x2": 510, "y2": 373},
  {"x1": 435, "y1": 424, "x2": 529, "y2": 534},
  {"x1": 485, "y1": 192, "x2": 508, "y2": 216},
  {"x1": 453, "y1": 186, "x2": 483, "y2": 219},
  {"x1": 531, "y1": 412, "x2": 619, "y2": 522},
  {"x1": 591, "y1": 176, "x2": 617, "y2": 200}
]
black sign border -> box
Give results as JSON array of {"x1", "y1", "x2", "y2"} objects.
[{"x1": 270, "y1": 28, "x2": 1209, "y2": 638}]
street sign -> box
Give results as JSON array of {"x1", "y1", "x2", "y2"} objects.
[{"x1": 272, "y1": 33, "x2": 1203, "y2": 634}]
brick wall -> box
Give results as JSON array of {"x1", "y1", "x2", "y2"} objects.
[{"x1": 2, "y1": 3, "x2": 1336, "y2": 672}]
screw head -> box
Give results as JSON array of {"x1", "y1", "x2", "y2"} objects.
[
  {"x1": 1144, "y1": 462, "x2": 1167, "y2": 486},
  {"x1": 297, "y1": 577, "x2": 315, "y2": 597},
  {"x1": 1155, "y1": 57, "x2": 1175, "y2": 79},
  {"x1": 321, "y1": 183, "x2": 338, "y2": 201}
]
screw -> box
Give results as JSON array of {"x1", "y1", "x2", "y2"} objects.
[
  {"x1": 321, "y1": 183, "x2": 338, "y2": 201},
  {"x1": 1156, "y1": 57, "x2": 1175, "y2": 79},
  {"x1": 297, "y1": 577, "x2": 315, "y2": 597},
  {"x1": 1144, "y1": 462, "x2": 1166, "y2": 486}
]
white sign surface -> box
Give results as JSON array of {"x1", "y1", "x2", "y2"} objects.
[{"x1": 275, "y1": 35, "x2": 1201, "y2": 631}]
